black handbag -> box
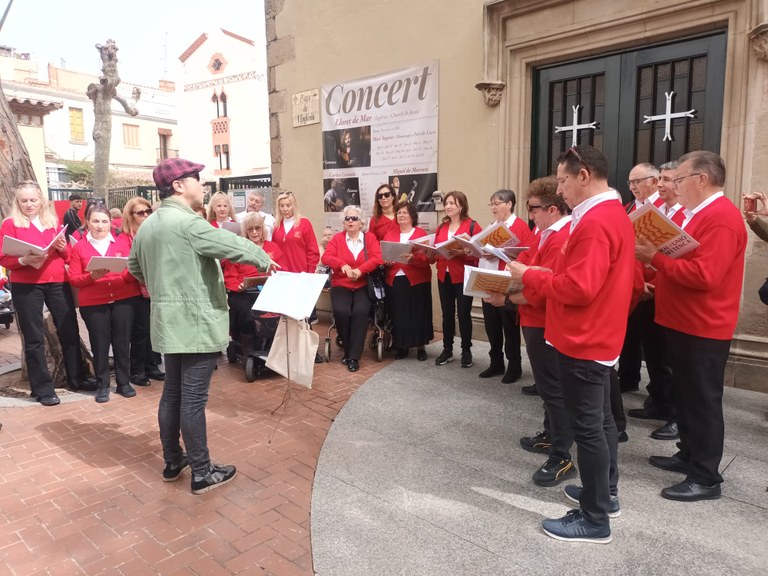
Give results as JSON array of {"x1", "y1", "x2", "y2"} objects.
[
  {"x1": 758, "y1": 278, "x2": 768, "y2": 305},
  {"x1": 363, "y1": 241, "x2": 385, "y2": 302}
]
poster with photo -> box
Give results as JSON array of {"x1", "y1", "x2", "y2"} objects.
[{"x1": 322, "y1": 61, "x2": 439, "y2": 231}]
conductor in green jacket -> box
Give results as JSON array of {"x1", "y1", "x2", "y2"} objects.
[{"x1": 128, "y1": 158, "x2": 272, "y2": 495}]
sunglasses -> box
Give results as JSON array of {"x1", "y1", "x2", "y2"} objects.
[
  {"x1": 132, "y1": 208, "x2": 152, "y2": 217},
  {"x1": 378, "y1": 192, "x2": 393, "y2": 199},
  {"x1": 344, "y1": 216, "x2": 360, "y2": 222},
  {"x1": 565, "y1": 146, "x2": 590, "y2": 174}
]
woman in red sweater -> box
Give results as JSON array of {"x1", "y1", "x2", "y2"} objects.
[
  {"x1": 0, "y1": 181, "x2": 90, "y2": 406},
  {"x1": 369, "y1": 184, "x2": 398, "y2": 241},
  {"x1": 322, "y1": 205, "x2": 383, "y2": 372},
  {"x1": 68, "y1": 205, "x2": 141, "y2": 403},
  {"x1": 433, "y1": 190, "x2": 481, "y2": 368},
  {"x1": 272, "y1": 191, "x2": 320, "y2": 273},
  {"x1": 221, "y1": 212, "x2": 283, "y2": 341},
  {"x1": 207, "y1": 192, "x2": 236, "y2": 228},
  {"x1": 382, "y1": 202, "x2": 432, "y2": 360}
]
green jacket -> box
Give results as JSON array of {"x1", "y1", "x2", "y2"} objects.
[{"x1": 128, "y1": 197, "x2": 272, "y2": 353}]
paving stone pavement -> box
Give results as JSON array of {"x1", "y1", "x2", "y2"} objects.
[{"x1": 0, "y1": 320, "x2": 385, "y2": 575}]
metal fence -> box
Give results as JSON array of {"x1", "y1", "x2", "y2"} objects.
[{"x1": 48, "y1": 188, "x2": 93, "y2": 202}]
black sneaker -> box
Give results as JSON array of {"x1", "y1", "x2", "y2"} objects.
[
  {"x1": 564, "y1": 484, "x2": 621, "y2": 518},
  {"x1": 460, "y1": 351, "x2": 473, "y2": 368},
  {"x1": 435, "y1": 349, "x2": 453, "y2": 366},
  {"x1": 95, "y1": 388, "x2": 110, "y2": 403},
  {"x1": 163, "y1": 455, "x2": 190, "y2": 482},
  {"x1": 191, "y1": 464, "x2": 237, "y2": 495},
  {"x1": 520, "y1": 431, "x2": 551, "y2": 454},
  {"x1": 116, "y1": 384, "x2": 137, "y2": 398},
  {"x1": 533, "y1": 456, "x2": 577, "y2": 487},
  {"x1": 542, "y1": 509, "x2": 611, "y2": 544}
]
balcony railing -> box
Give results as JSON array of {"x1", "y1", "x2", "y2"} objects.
[{"x1": 157, "y1": 148, "x2": 179, "y2": 163}]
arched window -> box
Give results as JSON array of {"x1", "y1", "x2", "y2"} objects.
[
  {"x1": 220, "y1": 91, "x2": 228, "y2": 118},
  {"x1": 211, "y1": 91, "x2": 220, "y2": 118}
]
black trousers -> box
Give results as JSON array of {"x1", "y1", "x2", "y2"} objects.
[
  {"x1": 558, "y1": 352, "x2": 619, "y2": 526},
  {"x1": 665, "y1": 328, "x2": 730, "y2": 486},
  {"x1": 437, "y1": 273, "x2": 473, "y2": 352},
  {"x1": 11, "y1": 282, "x2": 84, "y2": 398},
  {"x1": 80, "y1": 296, "x2": 137, "y2": 390},
  {"x1": 523, "y1": 327, "x2": 573, "y2": 460},
  {"x1": 227, "y1": 291, "x2": 259, "y2": 340},
  {"x1": 609, "y1": 367, "x2": 626, "y2": 434},
  {"x1": 130, "y1": 296, "x2": 161, "y2": 376},
  {"x1": 482, "y1": 300, "x2": 521, "y2": 369},
  {"x1": 331, "y1": 286, "x2": 370, "y2": 361}
]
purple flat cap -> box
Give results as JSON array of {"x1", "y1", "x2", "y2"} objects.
[{"x1": 153, "y1": 158, "x2": 205, "y2": 190}]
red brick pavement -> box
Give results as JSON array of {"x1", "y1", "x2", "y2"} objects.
[{"x1": 0, "y1": 322, "x2": 392, "y2": 575}]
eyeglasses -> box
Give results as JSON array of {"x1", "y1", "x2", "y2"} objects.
[
  {"x1": 344, "y1": 216, "x2": 360, "y2": 222},
  {"x1": 132, "y1": 209, "x2": 152, "y2": 217},
  {"x1": 488, "y1": 200, "x2": 510, "y2": 207},
  {"x1": 526, "y1": 204, "x2": 550, "y2": 212},
  {"x1": 672, "y1": 173, "x2": 702, "y2": 186},
  {"x1": 627, "y1": 175, "x2": 657, "y2": 187},
  {"x1": 565, "y1": 146, "x2": 590, "y2": 174},
  {"x1": 378, "y1": 192, "x2": 393, "y2": 199}
]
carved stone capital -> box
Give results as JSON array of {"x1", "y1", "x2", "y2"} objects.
[
  {"x1": 475, "y1": 81, "x2": 505, "y2": 107},
  {"x1": 749, "y1": 23, "x2": 768, "y2": 62}
]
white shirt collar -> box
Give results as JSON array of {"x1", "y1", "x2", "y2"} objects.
[
  {"x1": 345, "y1": 232, "x2": 364, "y2": 245},
  {"x1": 571, "y1": 190, "x2": 619, "y2": 232},
  {"x1": 663, "y1": 202, "x2": 682, "y2": 217},
  {"x1": 86, "y1": 231, "x2": 115, "y2": 244},
  {"x1": 504, "y1": 214, "x2": 517, "y2": 227},
  {"x1": 681, "y1": 191, "x2": 724, "y2": 229},
  {"x1": 539, "y1": 215, "x2": 572, "y2": 248}
]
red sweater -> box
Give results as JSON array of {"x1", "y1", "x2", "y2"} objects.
[
  {"x1": 0, "y1": 218, "x2": 69, "y2": 284},
  {"x1": 369, "y1": 214, "x2": 397, "y2": 242},
  {"x1": 221, "y1": 240, "x2": 284, "y2": 291},
  {"x1": 383, "y1": 226, "x2": 432, "y2": 286},
  {"x1": 523, "y1": 200, "x2": 635, "y2": 361},
  {"x1": 272, "y1": 218, "x2": 320, "y2": 273},
  {"x1": 519, "y1": 226, "x2": 570, "y2": 328},
  {"x1": 434, "y1": 219, "x2": 482, "y2": 284},
  {"x1": 67, "y1": 235, "x2": 140, "y2": 306},
  {"x1": 322, "y1": 232, "x2": 383, "y2": 290},
  {"x1": 651, "y1": 196, "x2": 747, "y2": 340}
]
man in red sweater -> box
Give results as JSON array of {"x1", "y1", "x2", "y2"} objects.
[
  {"x1": 636, "y1": 151, "x2": 746, "y2": 502},
  {"x1": 508, "y1": 145, "x2": 635, "y2": 544}
]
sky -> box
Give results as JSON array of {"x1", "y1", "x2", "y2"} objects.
[{"x1": 0, "y1": 0, "x2": 266, "y2": 86}]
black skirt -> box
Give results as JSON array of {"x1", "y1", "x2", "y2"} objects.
[{"x1": 386, "y1": 275, "x2": 434, "y2": 349}]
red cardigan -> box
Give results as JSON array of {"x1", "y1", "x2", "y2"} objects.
[
  {"x1": 67, "y1": 235, "x2": 140, "y2": 307},
  {"x1": 321, "y1": 231, "x2": 383, "y2": 290},
  {"x1": 382, "y1": 226, "x2": 432, "y2": 286},
  {"x1": 272, "y1": 218, "x2": 320, "y2": 273},
  {"x1": 519, "y1": 226, "x2": 570, "y2": 328},
  {"x1": 434, "y1": 218, "x2": 482, "y2": 284},
  {"x1": 369, "y1": 215, "x2": 397, "y2": 242},
  {"x1": 523, "y1": 200, "x2": 635, "y2": 361},
  {"x1": 221, "y1": 240, "x2": 283, "y2": 291},
  {"x1": 0, "y1": 218, "x2": 69, "y2": 284},
  {"x1": 651, "y1": 196, "x2": 747, "y2": 340}
]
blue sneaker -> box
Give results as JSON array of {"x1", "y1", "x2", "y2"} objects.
[
  {"x1": 542, "y1": 509, "x2": 612, "y2": 544},
  {"x1": 563, "y1": 484, "x2": 621, "y2": 518}
]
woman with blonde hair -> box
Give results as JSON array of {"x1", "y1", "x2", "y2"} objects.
[
  {"x1": 122, "y1": 197, "x2": 164, "y2": 386},
  {"x1": 0, "y1": 181, "x2": 91, "y2": 405},
  {"x1": 271, "y1": 191, "x2": 319, "y2": 274},
  {"x1": 206, "y1": 191, "x2": 236, "y2": 228}
]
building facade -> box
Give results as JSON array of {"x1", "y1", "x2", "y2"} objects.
[{"x1": 266, "y1": 0, "x2": 768, "y2": 392}]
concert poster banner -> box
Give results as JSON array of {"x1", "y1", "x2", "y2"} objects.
[{"x1": 321, "y1": 60, "x2": 439, "y2": 232}]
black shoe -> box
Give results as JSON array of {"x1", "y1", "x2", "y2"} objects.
[
  {"x1": 502, "y1": 365, "x2": 522, "y2": 384},
  {"x1": 315, "y1": 352, "x2": 326, "y2": 364},
  {"x1": 341, "y1": 357, "x2": 349, "y2": 365},
  {"x1": 394, "y1": 348, "x2": 408, "y2": 360},
  {"x1": 651, "y1": 421, "x2": 679, "y2": 441},
  {"x1": 478, "y1": 364, "x2": 504, "y2": 378},
  {"x1": 649, "y1": 453, "x2": 690, "y2": 474},
  {"x1": 347, "y1": 359, "x2": 359, "y2": 372},
  {"x1": 435, "y1": 349, "x2": 453, "y2": 366},
  {"x1": 564, "y1": 485, "x2": 621, "y2": 518},
  {"x1": 521, "y1": 384, "x2": 538, "y2": 396},
  {"x1": 95, "y1": 387, "x2": 110, "y2": 403},
  {"x1": 661, "y1": 479, "x2": 721, "y2": 502},
  {"x1": 541, "y1": 509, "x2": 611, "y2": 544},
  {"x1": 146, "y1": 369, "x2": 165, "y2": 381},
  {"x1": 628, "y1": 407, "x2": 672, "y2": 421},
  {"x1": 520, "y1": 431, "x2": 551, "y2": 454},
  {"x1": 191, "y1": 464, "x2": 237, "y2": 495},
  {"x1": 69, "y1": 379, "x2": 98, "y2": 392},
  {"x1": 417, "y1": 348, "x2": 427, "y2": 361},
  {"x1": 163, "y1": 455, "x2": 190, "y2": 482},
  {"x1": 116, "y1": 384, "x2": 137, "y2": 398},
  {"x1": 620, "y1": 380, "x2": 640, "y2": 393},
  {"x1": 618, "y1": 431, "x2": 628, "y2": 443},
  {"x1": 460, "y1": 351, "x2": 473, "y2": 368},
  {"x1": 38, "y1": 394, "x2": 61, "y2": 406},
  {"x1": 130, "y1": 374, "x2": 150, "y2": 387},
  {"x1": 533, "y1": 456, "x2": 577, "y2": 487}
]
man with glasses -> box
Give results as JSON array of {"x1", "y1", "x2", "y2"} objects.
[
  {"x1": 636, "y1": 151, "x2": 746, "y2": 502},
  {"x1": 129, "y1": 158, "x2": 273, "y2": 495},
  {"x1": 508, "y1": 145, "x2": 635, "y2": 543}
]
